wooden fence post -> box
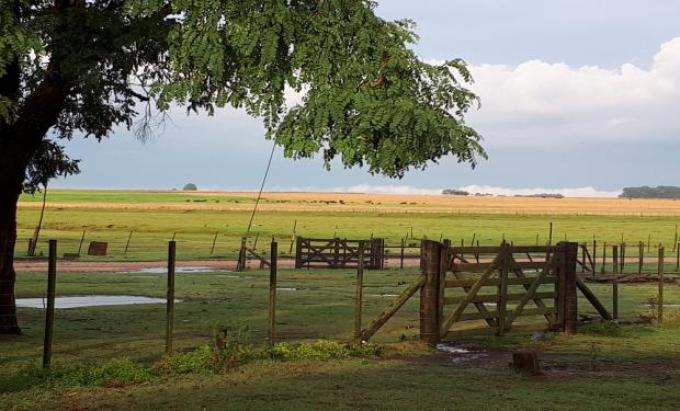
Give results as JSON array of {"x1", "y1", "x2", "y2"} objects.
[
  {"x1": 592, "y1": 240, "x2": 597, "y2": 273},
  {"x1": 77, "y1": 230, "x2": 86, "y2": 255},
  {"x1": 420, "y1": 240, "x2": 442, "y2": 344},
  {"x1": 676, "y1": 242, "x2": 679, "y2": 272},
  {"x1": 496, "y1": 244, "x2": 510, "y2": 336},
  {"x1": 294, "y1": 236, "x2": 303, "y2": 269},
  {"x1": 165, "y1": 240, "x2": 176, "y2": 354},
  {"x1": 581, "y1": 244, "x2": 586, "y2": 273},
  {"x1": 354, "y1": 242, "x2": 365, "y2": 340},
  {"x1": 42, "y1": 240, "x2": 57, "y2": 369},
  {"x1": 612, "y1": 278, "x2": 619, "y2": 320},
  {"x1": 269, "y1": 240, "x2": 278, "y2": 344},
  {"x1": 612, "y1": 245, "x2": 619, "y2": 274},
  {"x1": 400, "y1": 238, "x2": 405, "y2": 269},
  {"x1": 638, "y1": 241, "x2": 644, "y2": 274},
  {"x1": 620, "y1": 243, "x2": 626, "y2": 273},
  {"x1": 658, "y1": 246, "x2": 665, "y2": 324},
  {"x1": 548, "y1": 222, "x2": 553, "y2": 245},
  {"x1": 124, "y1": 231, "x2": 134, "y2": 255},
  {"x1": 237, "y1": 237, "x2": 247, "y2": 271},
  {"x1": 557, "y1": 242, "x2": 578, "y2": 334},
  {"x1": 210, "y1": 232, "x2": 218, "y2": 255},
  {"x1": 601, "y1": 242, "x2": 607, "y2": 274}
]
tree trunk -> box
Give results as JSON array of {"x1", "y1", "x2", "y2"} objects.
[{"x1": 0, "y1": 179, "x2": 22, "y2": 334}]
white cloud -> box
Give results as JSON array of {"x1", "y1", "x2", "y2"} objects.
[
  {"x1": 458, "y1": 38, "x2": 680, "y2": 146},
  {"x1": 457, "y1": 185, "x2": 621, "y2": 198},
  {"x1": 275, "y1": 184, "x2": 620, "y2": 198},
  {"x1": 334, "y1": 184, "x2": 443, "y2": 195}
]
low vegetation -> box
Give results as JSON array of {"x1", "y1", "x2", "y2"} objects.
[{"x1": 3, "y1": 267, "x2": 680, "y2": 409}]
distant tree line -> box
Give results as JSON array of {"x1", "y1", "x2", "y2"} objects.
[
  {"x1": 442, "y1": 189, "x2": 469, "y2": 196},
  {"x1": 620, "y1": 186, "x2": 680, "y2": 199},
  {"x1": 514, "y1": 193, "x2": 564, "y2": 199}
]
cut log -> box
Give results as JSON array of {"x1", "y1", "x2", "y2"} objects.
[{"x1": 510, "y1": 350, "x2": 542, "y2": 375}]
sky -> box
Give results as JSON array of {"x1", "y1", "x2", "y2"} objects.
[{"x1": 56, "y1": 0, "x2": 680, "y2": 197}]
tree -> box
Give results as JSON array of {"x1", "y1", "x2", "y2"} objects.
[
  {"x1": 23, "y1": 140, "x2": 80, "y2": 256},
  {"x1": 182, "y1": 183, "x2": 198, "y2": 191},
  {"x1": 0, "y1": 1, "x2": 485, "y2": 334}
]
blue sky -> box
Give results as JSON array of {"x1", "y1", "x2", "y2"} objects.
[{"x1": 57, "y1": 1, "x2": 680, "y2": 196}]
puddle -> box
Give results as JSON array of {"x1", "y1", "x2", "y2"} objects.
[
  {"x1": 436, "y1": 343, "x2": 472, "y2": 354},
  {"x1": 436, "y1": 342, "x2": 488, "y2": 363},
  {"x1": 367, "y1": 294, "x2": 400, "y2": 298},
  {"x1": 277, "y1": 287, "x2": 297, "y2": 291},
  {"x1": 121, "y1": 266, "x2": 230, "y2": 274},
  {"x1": 17, "y1": 295, "x2": 180, "y2": 309}
]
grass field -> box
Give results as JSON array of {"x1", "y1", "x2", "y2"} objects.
[
  {"x1": 2, "y1": 267, "x2": 680, "y2": 409},
  {"x1": 15, "y1": 189, "x2": 680, "y2": 261},
  {"x1": 6, "y1": 189, "x2": 680, "y2": 409}
]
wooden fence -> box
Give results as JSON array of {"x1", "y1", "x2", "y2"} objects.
[
  {"x1": 354, "y1": 241, "x2": 611, "y2": 343},
  {"x1": 294, "y1": 237, "x2": 385, "y2": 269}
]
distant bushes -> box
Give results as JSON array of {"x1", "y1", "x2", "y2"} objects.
[
  {"x1": 620, "y1": 186, "x2": 680, "y2": 199},
  {"x1": 182, "y1": 183, "x2": 198, "y2": 191},
  {"x1": 442, "y1": 189, "x2": 469, "y2": 196}
]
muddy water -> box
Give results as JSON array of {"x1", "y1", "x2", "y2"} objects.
[{"x1": 17, "y1": 295, "x2": 179, "y2": 309}]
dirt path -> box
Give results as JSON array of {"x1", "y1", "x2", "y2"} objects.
[{"x1": 14, "y1": 257, "x2": 421, "y2": 273}]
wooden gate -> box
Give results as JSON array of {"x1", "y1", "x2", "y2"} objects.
[
  {"x1": 351, "y1": 240, "x2": 611, "y2": 343},
  {"x1": 440, "y1": 244, "x2": 562, "y2": 337},
  {"x1": 295, "y1": 237, "x2": 384, "y2": 269}
]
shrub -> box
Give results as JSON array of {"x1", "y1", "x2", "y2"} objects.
[
  {"x1": 1, "y1": 359, "x2": 154, "y2": 393},
  {"x1": 155, "y1": 345, "x2": 215, "y2": 375},
  {"x1": 268, "y1": 340, "x2": 381, "y2": 361},
  {"x1": 182, "y1": 183, "x2": 198, "y2": 191},
  {"x1": 61, "y1": 358, "x2": 154, "y2": 387},
  {"x1": 580, "y1": 321, "x2": 624, "y2": 337}
]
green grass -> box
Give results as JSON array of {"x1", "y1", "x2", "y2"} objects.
[
  {"x1": 19, "y1": 189, "x2": 255, "y2": 204},
  {"x1": 15, "y1": 189, "x2": 680, "y2": 261},
  {"x1": 3, "y1": 268, "x2": 680, "y2": 409}
]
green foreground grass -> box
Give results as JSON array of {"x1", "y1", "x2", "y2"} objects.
[{"x1": 3, "y1": 268, "x2": 680, "y2": 409}]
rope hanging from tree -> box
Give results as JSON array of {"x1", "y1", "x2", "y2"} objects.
[{"x1": 245, "y1": 138, "x2": 277, "y2": 239}]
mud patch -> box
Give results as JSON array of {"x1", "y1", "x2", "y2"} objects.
[{"x1": 17, "y1": 295, "x2": 180, "y2": 309}]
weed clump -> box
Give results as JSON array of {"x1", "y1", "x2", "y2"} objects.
[
  {"x1": 580, "y1": 321, "x2": 624, "y2": 337},
  {"x1": 0, "y1": 359, "x2": 154, "y2": 394},
  {"x1": 156, "y1": 339, "x2": 382, "y2": 375}
]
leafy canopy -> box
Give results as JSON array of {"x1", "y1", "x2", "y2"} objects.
[{"x1": 1, "y1": 0, "x2": 485, "y2": 178}]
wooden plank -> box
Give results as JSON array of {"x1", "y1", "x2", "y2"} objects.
[
  {"x1": 509, "y1": 256, "x2": 555, "y2": 324},
  {"x1": 246, "y1": 248, "x2": 271, "y2": 268},
  {"x1": 445, "y1": 276, "x2": 556, "y2": 288},
  {"x1": 450, "y1": 245, "x2": 557, "y2": 254},
  {"x1": 449, "y1": 272, "x2": 497, "y2": 327},
  {"x1": 575, "y1": 275, "x2": 612, "y2": 320},
  {"x1": 359, "y1": 275, "x2": 426, "y2": 342},
  {"x1": 440, "y1": 251, "x2": 504, "y2": 336},
  {"x1": 444, "y1": 291, "x2": 555, "y2": 305},
  {"x1": 455, "y1": 307, "x2": 555, "y2": 322},
  {"x1": 504, "y1": 268, "x2": 549, "y2": 332},
  {"x1": 497, "y1": 251, "x2": 510, "y2": 335}
]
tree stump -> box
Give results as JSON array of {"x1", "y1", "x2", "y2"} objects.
[{"x1": 510, "y1": 350, "x2": 542, "y2": 375}]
